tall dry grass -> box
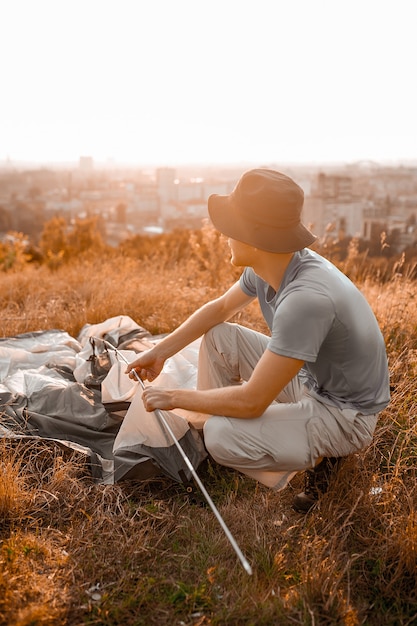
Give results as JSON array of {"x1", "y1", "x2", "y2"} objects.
[{"x1": 1, "y1": 225, "x2": 417, "y2": 625}]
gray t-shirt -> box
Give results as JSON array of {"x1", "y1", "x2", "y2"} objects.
[{"x1": 239, "y1": 249, "x2": 390, "y2": 414}]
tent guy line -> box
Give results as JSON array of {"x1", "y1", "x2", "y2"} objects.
[{"x1": 93, "y1": 336, "x2": 253, "y2": 576}]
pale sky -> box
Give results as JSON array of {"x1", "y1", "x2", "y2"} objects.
[{"x1": 1, "y1": 0, "x2": 416, "y2": 167}]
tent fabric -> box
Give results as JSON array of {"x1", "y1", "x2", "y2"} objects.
[{"x1": 0, "y1": 316, "x2": 207, "y2": 484}]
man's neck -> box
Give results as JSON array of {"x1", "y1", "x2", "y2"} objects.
[{"x1": 252, "y1": 251, "x2": 295, "y2": 292}]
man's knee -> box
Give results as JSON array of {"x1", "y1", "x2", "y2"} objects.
[
  {"x1": 202, "y1": 322, "x2": 231, "y2": 351},
  {"x1": 203, "y1": 416, "x2": 234, "y2": 464}
]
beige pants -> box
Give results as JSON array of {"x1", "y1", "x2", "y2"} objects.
[{"x1": 199, "y1": 323, "x2": 377, "y2": 491}]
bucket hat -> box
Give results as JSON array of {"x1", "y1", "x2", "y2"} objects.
[{"x1": 208, "y1": 168, "x2": 317, "y2": 253}]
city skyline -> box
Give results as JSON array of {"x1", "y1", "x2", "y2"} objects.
[{"x1": 1, "y1": 0, "x2": 416, "y2": 168}]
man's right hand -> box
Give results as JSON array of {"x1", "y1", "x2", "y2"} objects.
[{"x1": 125, "y1": 348, "x2": 166, "y2": 383}]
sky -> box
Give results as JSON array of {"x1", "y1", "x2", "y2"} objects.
[{"x1": 1, "y1": 0, "x2": 416, "y2": 167}]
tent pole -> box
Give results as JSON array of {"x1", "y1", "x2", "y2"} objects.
[{"x1": 93, "y1": 337, "x2": 253, "y2": 576}]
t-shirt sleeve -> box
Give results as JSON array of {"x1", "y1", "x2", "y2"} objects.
[
  {"x1": 268, "y1": 289, "x2": 335, "y2": 362},
  {"x1": 239, "y1": 267, "x2": 257, "y2": 297}
]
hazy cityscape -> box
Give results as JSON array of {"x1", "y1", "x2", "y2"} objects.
[
  {"x1": 1, "y1": 158, "x2": 417, "y2": 257},
  {"x1": 2, "y1": 1, "x2": 416, "y2": 261}
]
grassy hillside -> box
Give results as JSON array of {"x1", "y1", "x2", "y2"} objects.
[{"x1": 1, "y1": 226, "x2": 417, "y2": 625}]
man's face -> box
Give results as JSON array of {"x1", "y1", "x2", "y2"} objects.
[{"x1": 227, "y1": 238, "x2": 257, "y2": 267}]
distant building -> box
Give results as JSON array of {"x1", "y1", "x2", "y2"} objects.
[
  {"x1": 45, "y1": 198, "x2": 83, "y2": 215},
  {"x1": 303, "y1": 173, "x2": 364, "y2": 240},
  {"x1": 363, "y1": 197, "x2": 417, "y2": 252},
  {"x1": 79, "y1": 156, "x2": 94, "y2": 173},
  {"x1": 128, "y1": 183, "x2": 160, "y2": 230},
  {"x1": 156, "y1": 167, "x2": 177, "y2": 204},
  {"x1": 202, "y1": 179, "x2": 234, "y2": 199}
]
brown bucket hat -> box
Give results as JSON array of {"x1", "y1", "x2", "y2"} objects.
[{"x1": 208, "y1": 168, "x2": 317, "y2": 253}]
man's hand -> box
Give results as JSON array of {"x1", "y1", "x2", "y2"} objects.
[
  {"x1": 125, "y1": 349, "x2": 165, "y2": 383},
  {"x1": 142, "y1": 386, "x2": 175, "y2": 412}
]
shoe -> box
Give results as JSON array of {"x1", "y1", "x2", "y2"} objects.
[{"x1": 292, "y1": 457, "x2": 341, "y2": 513}]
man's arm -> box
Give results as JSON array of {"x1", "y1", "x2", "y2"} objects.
[
  {"x1": 126, "y1": 281, "x2": 254, "y2": 382},
  {"x1": 142, "y1": 348, "x2": 304, "y2": 419}
]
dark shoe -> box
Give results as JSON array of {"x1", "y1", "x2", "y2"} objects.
[{"x1": 293, "y1": 457, "x2": 341, "y2": 513}]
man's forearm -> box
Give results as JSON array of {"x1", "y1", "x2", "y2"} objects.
[
  {"x1": 171, "y1": 386, "x2": 262, "y2": 419},
  {"x1": 141, "y1": 348, "x2": 304, "y2": 419},
  {"x1": 153, "y1": 299, "x2": 228, "y2": 360}
]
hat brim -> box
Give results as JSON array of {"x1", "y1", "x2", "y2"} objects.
[{"x1": 208, "y1": 194, "x2": 317, "y2": 254}]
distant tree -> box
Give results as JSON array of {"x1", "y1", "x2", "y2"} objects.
[
  {"x1": 40, "y1": 217, "x2": 68, "y2": 255},
  {"x1": 406, "y1": 213, "x2": 416, "y2": 227},
  {"x1": 67, "y1": 216, "x2": 105, "y2": 256},
  {"x1": 28, "y1": 186, "x2": 42, "y2": 200},
  {"x1": 115, "y1": 202, "x2": 127, "y2": 224},
  {"x1": 0, "y1": 206, "x2": 12, "y2": 232},
  {"x1": 14, "y1": 201, "x2": 45, "y2": 239},
  {"x1": 0, "y1": 231, "x2": 31, "y2": 271},
  {"x1": 39, "y1": 216, "x2": 69, "y2": 269}
]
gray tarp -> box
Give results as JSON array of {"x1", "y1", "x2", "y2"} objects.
[{"x1": 0, "y1": 316, "x2": 206, "y2": 484}]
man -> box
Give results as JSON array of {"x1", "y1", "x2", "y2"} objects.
[{"x1": 126, "y1": 169, "x2": 390, "y2": 511}]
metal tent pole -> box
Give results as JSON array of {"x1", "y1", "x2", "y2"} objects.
[{"x1": 94, "y1": 337, "x2": 253, "y2": 575}]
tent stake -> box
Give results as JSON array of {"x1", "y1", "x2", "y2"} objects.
[{"x1": 93, "y1": 337, "x2": 253, "y2": 576}]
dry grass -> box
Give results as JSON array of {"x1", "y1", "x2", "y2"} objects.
[{"x1": 1, "y1": 227, "x2": 417, "y2": 625}]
